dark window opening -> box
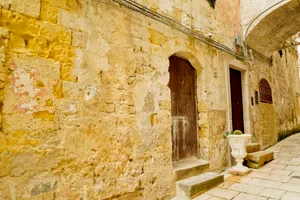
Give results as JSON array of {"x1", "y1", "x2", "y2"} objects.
[
  {"x1": 259, "y1": 79, "x2": 273, "y2": 104},
  {"x1": 279, "y1": 49, "x2": 283, "y2": 57},
  {"x1": 207, "y1": 0, "x2": 216, "y2": 8}
]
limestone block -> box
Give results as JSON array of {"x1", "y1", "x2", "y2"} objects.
[
  {"x1": 72, "y1": 30, "x2": 87, "y2": 48},
  {"x1": 57, "y1": 9, "x2": 79, "y2": 30},
  {"x1": 246, "y1": 151, "x2": 274, "y2": 168},
  {"x1": 0, "y1": 0, "x2": 11, "y2": 9},
  {"x1": 40, "y1": 0, "x2": 58, "y2": 23},
  {"x1": 52, "y1": 0, "x2": 82, "y2": 12},
  {"x1": 8, "y1": 33, "x2": 27, "y2": 53},
  {"x1": 0, "y1": 27, "x2": 9, "y2": 38},
  {"x1": 246, "y1": 143, "x2": 261, "y2": 153},
  {"x1": 86, "y1": 33, "x2": 110, "y2": 54},
  {"x1": 149, "y1": 30, "x2": 168, "y2": 46},
  {"x1": 84, "y1": 52, "x2": 111, "y2": 72},
  {"x1": 0, "y1": 47, "x2": 7, "y2": 63},
  {"x1": 10, "y1": 0, "x2": 41, "y2": 18},
  {"x1": 40, "y1": 21, "x2": 72, "y2": 45},
  {"x1": 0, "y1": 9, "x2": 41, "y2": 38},
  {"x1": 27, "y1": 37, "x2": 49, "y2": 57},
  {"x1": 159, "y1": 0, "x2": 172, "y2": 14},
  {"x1": 62, "y1": 81, "x2": 80, "y2": 99}
]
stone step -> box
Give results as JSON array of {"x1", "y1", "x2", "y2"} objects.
[
  {"x1": 245, "y1": 150, "x2": 274, "y2": 169},
  {"x1": 246, "y1": 143, "x2": 261, "y2": 153},
  {"x1": 176, "y1": 172, "x2": 224, "y2": 199},
  {"x1": 173, "y1": 157, "x2": 209, "y2": 181}
]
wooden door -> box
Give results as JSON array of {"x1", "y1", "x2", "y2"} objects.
[
  {"x1": 230, "y1": 68, "x2": 244, "y2": 132},
  {"x1": 168, "y1": 56, "x2": 197, "y2": 161}
]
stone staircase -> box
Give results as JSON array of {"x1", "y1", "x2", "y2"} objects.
[
  {"x1": 171, "y1": 157, "x2": 224, "y2": 199},
  {"x1": 245, "y1": 143, "x2": 274, "y2": 169}
]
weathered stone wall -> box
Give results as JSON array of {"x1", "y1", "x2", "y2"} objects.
[
  {"x1": 0, "y1": 0, "x2": 299, "y2": 199},
  {"x1": 0, "y1": 0, "x2": 240, "y2": 199},
  {"x1": 249, "y1": 48, "x2": 300, "y2": 149}
]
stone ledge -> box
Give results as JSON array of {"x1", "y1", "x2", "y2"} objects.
[
  {"x1": 176, "y1": 172, "x2": 224, "y2": 199},
  {"x1": 173, "y1": 157, "x2": 209, "y2": 181},
  {"x1": 246, "y1": 151, "x2": 274, "y2": 169},
  {"x1": 246, "y1": 143, "x2": 261, "y2": 153}
]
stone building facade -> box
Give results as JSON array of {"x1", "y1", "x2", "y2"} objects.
[{"x1": 0, "y1": 0, "x2": 299, "y2": 199}]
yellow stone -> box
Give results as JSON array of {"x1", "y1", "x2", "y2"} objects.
[
  {"x1": 52, "y1": 80, "x2": 63, "y2": 99},
  {"x1": 27, "y1": 37, "x2": 49, "y2": 58},
  {"x1": 149, "y1": 30, "x2": 167, "y2": 46},
  {"x1": 8, "y1": 33, "x2": 26, "y2": 53},
  {"x1": 40, "y1": 0, "x2": 58, "y2": 23},
  {"x1": 36, "y1": 80, "x2": 45, "y2": 88},
  {"x1": 0, "y1": 9, "x2": 40, "y2": 38},
  {"x1": 48, "y1": 42, "x2": 74, "y2": 63},
  {"x1": 52, "y1": 0, "x2": 82, "y2": 13},
  {"x1": 40, "y1": 21, "x2": 72, "y2": 45},
  {"x1": 32, "y1": 110, "x2": 55, "y2": 120},
  {"x1": 45, "y1": 99, "x2": 53, "y2": 107},
  {"x1": 150, "y1": 113, "x2": 159, "y2": 126}
]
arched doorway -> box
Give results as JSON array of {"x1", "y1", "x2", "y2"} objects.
[{"x1": 168, "y1": 56, "x2": 198, "y2": 161}]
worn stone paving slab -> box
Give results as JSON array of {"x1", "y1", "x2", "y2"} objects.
[
  {"x1": 228, "y1": 183, "x2": 264, "y2": 194},
  {"x1": 279, "y1": 183, "x2": 300, "y2": 192},
  {"x1": 281, "y1": 192, "x2": 300, "y2": 200},
  {"x1": 233, "y1": 193, "x2": 268, "y2": 200},
  {"x1": 195, "y1": 134, "x2": 300, "y2": 200},
  {"x1": 285, "y1": 165, "x2": 300, "y2": 172},
  {"x1": 259, "y1": 188, "x2": 286, "y2": 199},
  {"x1": 288, "y1": 177, "x2": 300, "y2": 184},
  {"x1": 205, "y1": 188, "x2": 239, "y2": 199},
  {"x1": 270, "y1": 169, "x2": 292, "y2": 176},
  {"x1": 277, "y1": 160, "x2": 300, "y2": 166},
  {"x1": 254, "y1": 167, "x2": 273, "y2": 173},
  {"x1": 290, "y1": 158, "x2": 300, "y2": 162},
  {"x1": 248, "y1": 171, "x2": 269, "y2": 178},
  {"x1": 217, "y1": 181, "x2": 235, "y2": 189},
  {"x1": 247, "y1": 178, "x2": 282, "y2": 189},
  {"x1": 290, "y1": 171, "x2": 300, "y2": 176},
  {"x1": 264, "y1": 174, "x2": 291, "y2": 183},
  {"x1": 265, "y1": 164, "x2": 286, "y2": 170}
]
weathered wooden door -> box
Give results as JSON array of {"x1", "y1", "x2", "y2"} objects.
[
  {"x1": 230, "y1": 68, "x2": 244, "y2": 132},
  {"x1": 168, "y1": 56, "x2": 197, "y2": 161}
]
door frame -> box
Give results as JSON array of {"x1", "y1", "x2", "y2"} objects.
[{"x1": 224, "y1": 61, "x2": 252, "y2": 135}]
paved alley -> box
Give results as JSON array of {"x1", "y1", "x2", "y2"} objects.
[{"x1": 196, "y1": 133, "x2": 300, "y2": 200}]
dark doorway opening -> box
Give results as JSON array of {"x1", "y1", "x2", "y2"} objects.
[
  {"x1": 168, "y1": 56, "x2": 198, "y2": 161},
  {"x1": 230, "y1": 68, "x2": 244, "y2": 132}
]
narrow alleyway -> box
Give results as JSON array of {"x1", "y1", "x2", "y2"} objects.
[{"x1": 196, "y1": 133, "x2": 300, "y2": 200}]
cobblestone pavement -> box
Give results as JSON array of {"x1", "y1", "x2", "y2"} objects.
[{"x1": 196, "y1": 133, "x2": 300, "y2": 200}]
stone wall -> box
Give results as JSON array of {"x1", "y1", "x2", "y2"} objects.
[
  {"x1": 0, "y1": 0, "x2": 240, "y2": 199},
  {"x1": 249, "y1": 48, "x2": 300, "y2": 149},
  {"x1": 0, "y1": 0, "x2": 299, "y2": 199}
]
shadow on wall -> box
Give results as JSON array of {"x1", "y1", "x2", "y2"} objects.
[{"x1": 278, "y1": 127, "x2": 300, "y2": 142}]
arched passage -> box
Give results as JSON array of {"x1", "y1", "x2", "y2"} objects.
[
  {"x1": 246, "y1": 0, "x2": 300, "y2": 57},
  {"x1": 168, "y1": 56, "x2": 198, "y2": 161}
]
